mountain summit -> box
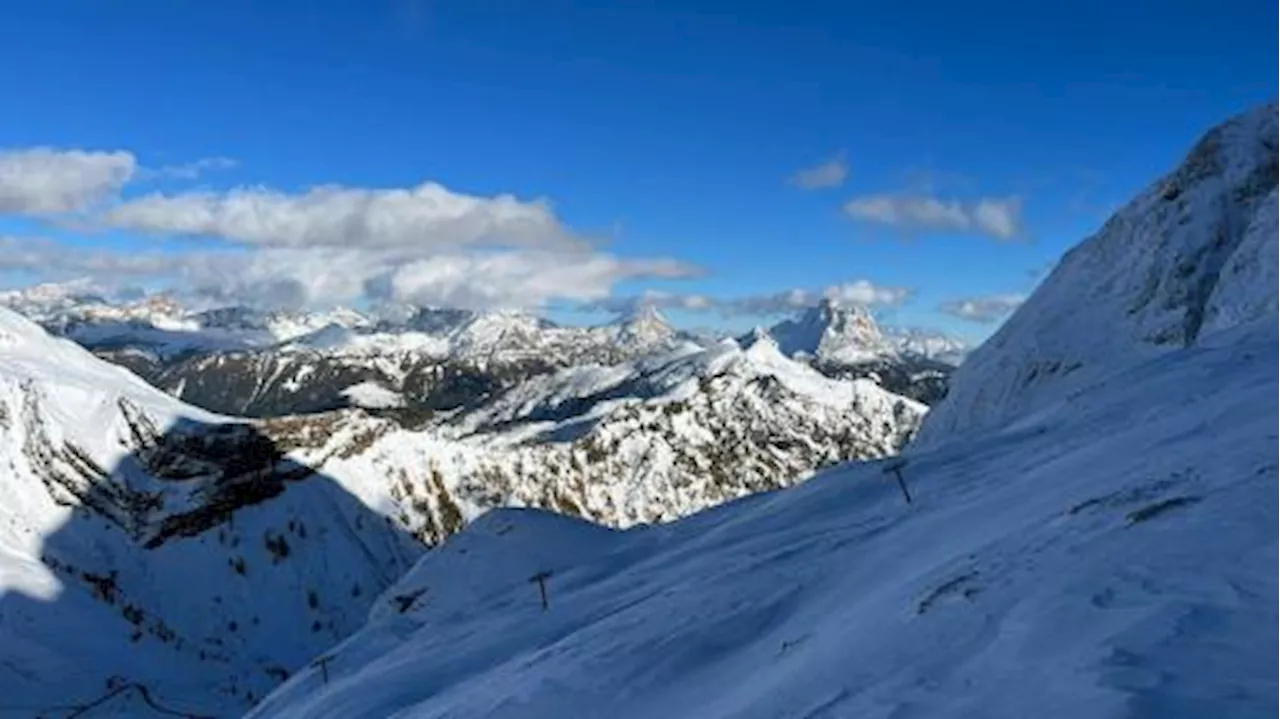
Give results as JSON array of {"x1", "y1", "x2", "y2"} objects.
[
  {"x1": 766, "y1": 297, "x2": 893, "y2": 364},
  {"x1": 613, "y1": 304, "x2": 677, "y2": 348},
  {"x1": 915, "y1": 102, "x2": 1278, "y2": 450}
]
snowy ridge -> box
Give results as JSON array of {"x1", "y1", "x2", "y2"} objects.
[
  {"x1": 915, "y1": 103, "x2": 1278, "y2": 450},
  {"x1": 248, "y1": 313, "x2": 1279, "y2": 719},
  {"x1": 284, "y1": 336, "x2": 924, "y2": 539},
  {"x1": 0, "y1": 307, "x2": 422, "y2": 717},
  {"x1": 881, "y1": 325, "x2": 969, "y2": 366}
]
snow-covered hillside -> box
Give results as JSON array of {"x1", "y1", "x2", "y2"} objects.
[
  {"x1": 274, "y1": 333, "x2": 924, "y2": 541},
  {"x1": 914, "y1": 102, "x2": 1278, "y2": 450},
  {"x1": 247, "y1": 310, "x2": 1278, "y2": 719},
  {"x1": 0, "y1": 308, "x2": 422, "y2": 717}
]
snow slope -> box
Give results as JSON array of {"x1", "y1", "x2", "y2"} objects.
[
  {"x1": 0, "y1": 308, "x2": 422, "y2": 717},
  {"x1": 247, "y1": 316, "x2": 1278, "y2": 719},
  {"x1": 914, "y1": 102, "x2": 1278, "y2": 450}
]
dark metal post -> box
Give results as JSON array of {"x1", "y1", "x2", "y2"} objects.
[
  {"x1": 313, "y1": 655, "x2": 333, "y2": 684},
  {"x1": 884, "y1": 460, "x2": 912, "y2": 505},
  {"x1": 529, "y1": 571, "x2": 553, "y2": 611}
]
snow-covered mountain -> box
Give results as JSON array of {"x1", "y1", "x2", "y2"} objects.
[
  {"x1": 5, "y1": 286, "x2": 962, "y2": 420},
  {"x1": 0, "y1": 307, "x2": 423, "y2": 717},
  {"x1": 914, "y1": 101, "x2": 1278, "y2": 450},
  {"x1": 752, "y1": 298, "x2": 968, "y2": 367},
  {"x1": 742, "y1": 300, "x2": 964, "y2": 404},
  {"x1": 243, "y1": 105, "x2": 1279, "y2": 718},
  {"x1": 882, "y1": 325, "x2": 970, "y2": 366},
  {"x1": 281, "y1": 334, "x2": 924, "y2": 541},
  {"x1": 0, "y1": 300, "x2": 924, "y2": 714},
  {"x1": 5, "y1": 294, "x2": 709, "y2": 417},
  {"x1": 753, "y1": 298, "x2": 898, "y2": 365}
]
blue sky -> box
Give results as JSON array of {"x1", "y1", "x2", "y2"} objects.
[{"x1": 0, "y1": 1, "x2": 1273, "y2": 341}]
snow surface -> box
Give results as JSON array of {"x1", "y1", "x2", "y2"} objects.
[
  {"x1": 248, "y1": 317, "x2": 1279, "y2": 719},
  {"x1": 0, "y1": 308, "x2": 423, "y2": 717},
  {"x1": 915, "y1": 103, "x2": 1278, "y2": 451},
  {"x1": 341, "y1": 381, "x2": 408, "y2": 409}
]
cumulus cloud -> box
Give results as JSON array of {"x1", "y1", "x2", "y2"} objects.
[
  {"x1": 822, "y1": 280, "x2": 913, "y2": 307},
  {"x1": 787, "y1": 152, "x2": 849, "y2": 190},
  {"x1": 102, "y1": 182, "x2": 587, "y2": 251},
  {"x1": 0, "y1": 235, "x2": 698, "y2": 312},
  {"x1": 0, "y1": 236, "x2": 187, "y2": 277},
  {"x1": 584, "y1": 290, "x2": 717, "y2": 315},
  {"x1": 844, "y1": 193, "x2": 1023, "y2": 240},
  {"x1": 590, "y1": 280, "x2": 914, "y2": 318},
  {"x1": 380, "y1": 252, "x2": 698, "y2": 310},
  {"x1": 149, "y1": 156, "x2": 239, "y2": 180},
  {"x1": 0, "y1": 146, "x2": 697, "y2": 311},
  {"x1": 939, "y1": 293, "x2": 1026, "y2": 323},
  {"x1": 0, "y1": 148, "x2": 136, "y2": 214}
]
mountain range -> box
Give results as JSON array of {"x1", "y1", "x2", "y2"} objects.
[
  {"x1": 0, "y1": 286, "x2": 926, "y2": 715},
  {"x1": 4, "y1": 289, "x2": 966, "y2": 417},
  {"x1": 0, "y1": 104, "x2": 1273, "y2": 718},
  {"x1": 245, "y1": 102, "x2": 1280, "y2": 719}
]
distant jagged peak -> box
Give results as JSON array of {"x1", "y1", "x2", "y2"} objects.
[
  {"x1": 762, "y1": 297, "x2": 895, "y2": 365},
  {"x1": 613, "y1": 302, "x2": 676, "y2": 345},
  {"x1": 881, "y1": 326, "x2": 970, "y2": 365}
]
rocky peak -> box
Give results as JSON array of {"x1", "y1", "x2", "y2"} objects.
[
  {"x1": 914, "y1": 103, "x2": 1279, "y2": 450},
  {"x1": 615, "y1": 304, "x2": 676, "y2": 346},
  {"x1": 766, "y1": 298, "x2": 893, "y2": 365}
]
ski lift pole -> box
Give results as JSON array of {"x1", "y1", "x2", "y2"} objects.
[{"x1": 883, "y1": 459, "x2": 912, "y2": 505}]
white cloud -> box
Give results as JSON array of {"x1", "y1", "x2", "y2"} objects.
[
  {"x1": 734, "y1": 281, "x2": 913, "y2": 315},
  {"x1": 382, "y1": 252, "x2": 698, "y2": 311},
  {"x1": 0, "y1": 148, "x2": 136, "y2": 213},
  {"x1": 149, "y1": 156, "x2": 239, "y2": 180},
  {"x1": 0, "y1": 147, "x2": 695, "y2": 311},
  {"x1": 823, "y1": 280, "x2": 913, "y2": 307},
  {"x1": 0, "y1": 237, "x2": 247, "y2": 287},
  {"x1": 0, "y1": 236, "x2": 698, "y2": 312},
  {"x1": 102, "y1": 182, "x2": 586, "y2": 251},
  {"x1": 844, "y1": 193, "x2": 1023, "y2": 240},
  {"x1": 591, "y1": 280, "x2": 913, "y2": 318},
  {"x1": 939, "y1": 293, "x2": 1026, "y2": 323},
  {"x1": 788, "y1": 152, "x2": 849, "y2": 190},
  {"x1": 971, "y1": 197, "x2": 1023, "y2": 239},
  {"x1": 585, "y1": 289, "x2": 717, "y2": 315},
  {"x1": 83, "y1": 175, "x2": 701, "y2": 309}
]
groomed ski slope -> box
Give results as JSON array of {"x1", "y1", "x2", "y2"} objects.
[{"x1": 248, "y1": 317, "x2": 1277, "y2": 719}]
